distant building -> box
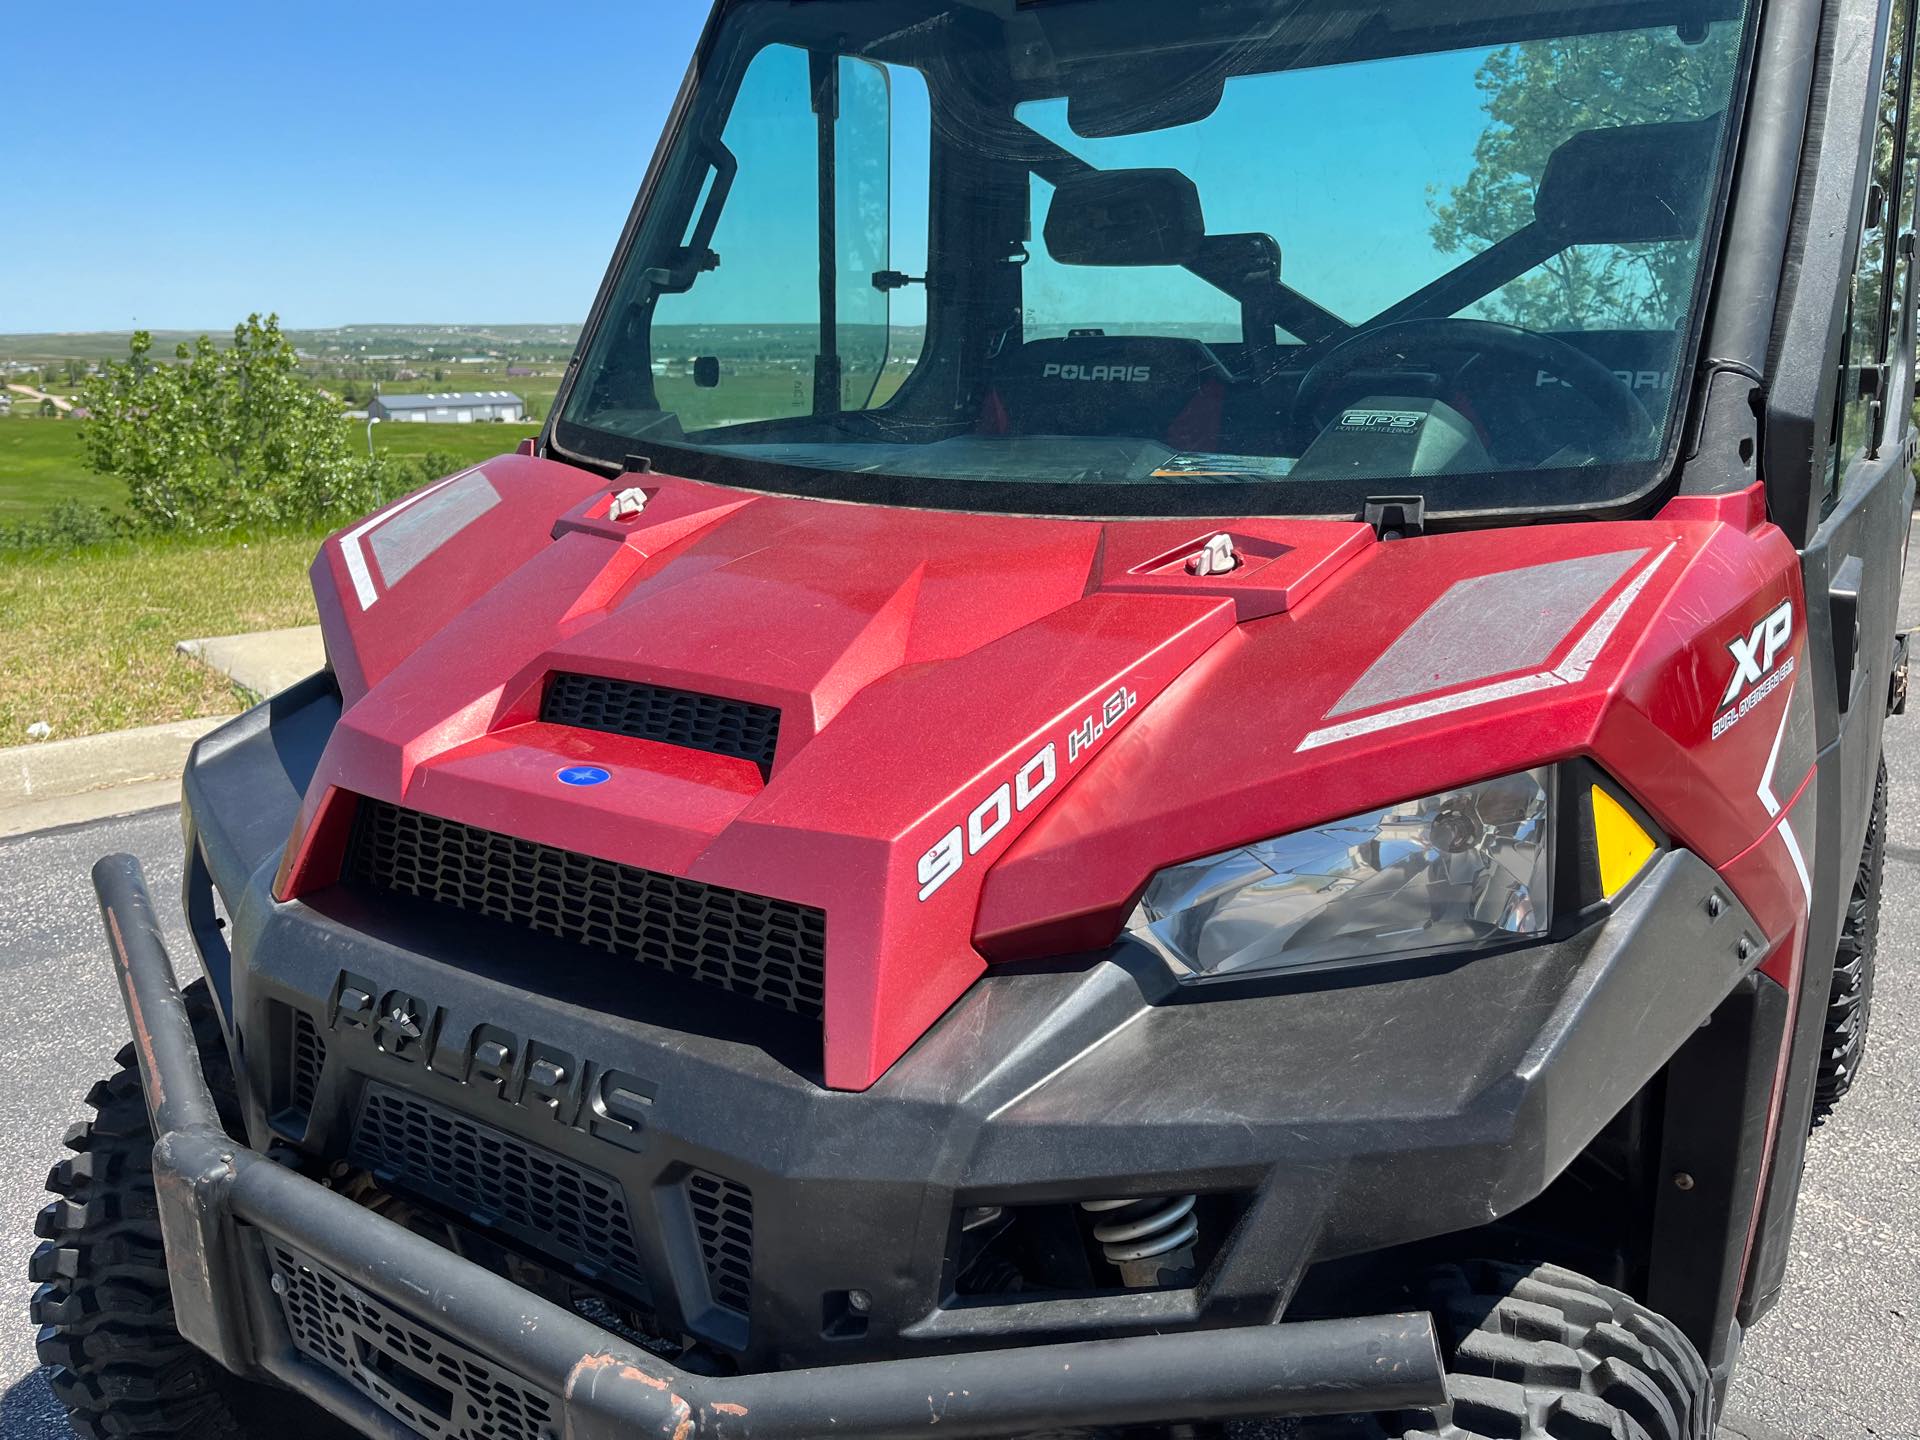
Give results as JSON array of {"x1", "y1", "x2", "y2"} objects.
[
  {"x1": 0, "y1": 393, "x2": 11, "y2": 416},
  {"x1": 506, "y1": 365, "x2": 535, "y2": 377},
  {"x1": 368, "y1": 391, "x2": 526, "y2": 424}
]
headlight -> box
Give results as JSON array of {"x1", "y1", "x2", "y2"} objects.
[{"x1": 1126, "y1": 768, "x2": 1556, "y2": 983}]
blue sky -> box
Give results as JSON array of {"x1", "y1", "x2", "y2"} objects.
[{"x1": 1, "y1": 4, "x2": 709, "y2": 332}]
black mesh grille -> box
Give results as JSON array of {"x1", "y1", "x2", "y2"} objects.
[
  {"x1": 687, "y1": 1171, "x2": 754, "y2": 1315},
  {"x1": 543, "y1": 673, "x2": 780, "y2": 773},
  {"x1": 350, "y1": 1083, "x2": 646, "y2": 1294},
  {"x1": 290, "y1": 1011, "x2": 325, "y2": 1118},
  {"x1": 267, "y1": 1238, "x2": 558, "y2": 1440},
  {"x1": 345, "y1": 800, "x2": 826, "y2": 1018}
]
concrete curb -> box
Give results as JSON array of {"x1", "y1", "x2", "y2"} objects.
[
  {"x1": 176, "y1": 625, "x2": 324, "y2": 703},
  {"x1": 0, "y1": 625, "x2": 323, "y2": 840},
  {"x1": 0, "y1": 717, "x2": 226, "y2": 839},
  {"x1": 0, "y1": 778, "x2": 184, "y2": 840}
]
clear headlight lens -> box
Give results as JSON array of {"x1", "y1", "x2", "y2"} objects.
[{"x1": 1126, "y1": 768, "x2": 1555, "y2": 982}]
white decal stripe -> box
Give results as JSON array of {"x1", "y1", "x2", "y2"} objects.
[
  {"x1": 1757, "y1": 679, "x2": 1791, "y2": 818},
  {"x1": 337, "y1": 467, "x2": 477, "y2": 611},
  {"x1": 1297, "y1": 542, "x2": 1677, "y2": 752},
  {"x1": 1550, "y1": 542, "x2": 1676, "y2": 682},
  {"x1": 1758, "y1": 677, "x2": 1811, "y2": 916},
  {"x1": 1297, "y1": 672, "x2": 1561, "y2": 752},
  {"x1": 1780, "y1": 817, "x2": 1813, "y2": 915}
]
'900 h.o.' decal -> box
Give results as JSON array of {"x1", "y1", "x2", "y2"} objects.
[{"x1": 917, "y1": 685, "x2": 1139, "y2": 901}]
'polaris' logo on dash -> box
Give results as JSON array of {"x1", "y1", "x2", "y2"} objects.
[{"x1": 1042, "y1": 363, "x2": 1153, "y2": 383}]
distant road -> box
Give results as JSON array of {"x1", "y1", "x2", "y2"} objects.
[{"x1": 2, "y1": 384, "x2": 70, "y2": 413}]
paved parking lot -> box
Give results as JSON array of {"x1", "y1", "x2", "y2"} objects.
[{"x1": 1, "y1": 689, "x2": 1916, "y2": 1437}]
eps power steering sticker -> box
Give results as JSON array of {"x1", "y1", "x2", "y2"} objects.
[{"x1": 1713, "y1": 600, "x2": 1795, "y2": 740}]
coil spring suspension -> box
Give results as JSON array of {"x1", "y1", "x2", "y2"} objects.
[{"x1": 1079, "y1": 1195, "x2": 1199, "y2": 1287}]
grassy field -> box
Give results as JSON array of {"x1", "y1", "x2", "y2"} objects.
[
  {"x1": 0, "y1": 532, "x2": 323, "y2": 741},
  {"x1": 0, "y1": 414, "x2": 537, "y2": 522},
  {"x1": 356, "y1": 418, "x2": 539, "y2": 463},
  {"x1": 0, "y1": 412, "x2": 544, "y2": 739},
  {"x1": 0, "y1": 416, "x2": 120, "y2": 518}
]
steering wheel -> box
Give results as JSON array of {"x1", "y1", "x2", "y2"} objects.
[{"x1": 1290, "y1": 318, "x2": 1654, "y2": 459}]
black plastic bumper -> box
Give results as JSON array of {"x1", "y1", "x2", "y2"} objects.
[{"x1": 97, "y1": 851, "x2": 1446, "y2": 1438}]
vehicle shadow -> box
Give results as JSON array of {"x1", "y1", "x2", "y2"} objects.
[{"x1": 1, "y1": 1367, "x2": 74, "y2": 1440}]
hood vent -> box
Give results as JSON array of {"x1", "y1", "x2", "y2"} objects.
[{"x1": 542, "y1": 672, "x2": 780, "y2": 775}]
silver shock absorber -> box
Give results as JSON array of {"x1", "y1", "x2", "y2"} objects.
[{"x1": 1079, "y1": 1195, "x2": 1200, "y2": 1287}]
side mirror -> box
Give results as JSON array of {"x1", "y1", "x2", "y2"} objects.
[
  {"x1": 1044, "y1": 169, "x2": 1206, "y2": 267},
  {"x1": 1535, "y1": 117, "x2": 1720, "y2": 245}
]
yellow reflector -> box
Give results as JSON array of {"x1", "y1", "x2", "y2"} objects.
[{"x1": 1592, "y1": 786, "x2": 1656, "y2": 898}]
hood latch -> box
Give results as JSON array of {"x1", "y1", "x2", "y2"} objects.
[{"x1": 1362, "y1": 495, "x2": 1425, "y2": 541}]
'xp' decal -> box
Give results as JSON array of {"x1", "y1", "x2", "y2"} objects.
[
  {"x1": 556, "y1": 765, "x2": 611, "y2": 787},
  {"x1": 917, "y1": 685, "x2": 1139, "y2": 902},
  {"x1": 1713, "y1": 600, "x2": 1794, "y2": 740}
]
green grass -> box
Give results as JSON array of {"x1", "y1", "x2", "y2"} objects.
[
  {"x1": 0, "y1": 416, "x2": 119, "y2": 519},
  {"x1": 0, "y1": 414, "x2": 538, "y2": 524},
  {"x1": 0, "y1": 415, "x2": 543, "y2": 739},
  {"x1": 0, "y1": 531, "x2": 323, "y2": 741},
  {"x1": 361, "y1": 419, "x2": 538, "y2": 464}
]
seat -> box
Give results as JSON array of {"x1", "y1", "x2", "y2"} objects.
[{"x1": 978, "y1": 334, "x2": 1233, "y2": 449}]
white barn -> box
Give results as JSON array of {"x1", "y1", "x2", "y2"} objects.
[{"x1": 369, "y1": 391, "x2": 526, "y2": 424}]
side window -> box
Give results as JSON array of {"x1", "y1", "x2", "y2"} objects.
[
  {"x1": 870, "y1": 64, "x2": 931, "y2": 407},
  {"x1": 1830, "y1": 0, "x2": 1917, "y2": 493},
  {"x1": 645, "y1": 46, "x2": 930, "y2": 434},
  {"x1": 652, "y1": 45, "x2": 817, "y2": 431}
]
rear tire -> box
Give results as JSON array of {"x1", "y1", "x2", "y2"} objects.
[
  {"x1": 1811, "y1": 756, "x2": 1885, "y2": 1127},
  {"x1": 1265, "y1": 1260, "x2": 1713, "y2": 1440},
  {"x1": 30, "y1": 980, "x2": 349, "y2": 1440}
]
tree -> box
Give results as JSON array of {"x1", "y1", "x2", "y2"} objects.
[
  {"x1": 1846, "y1": 1, "x2": 1912, "y2": 364},
  {"x1": 1430, "y1": 28, "x2": 1740, "y2": 331},
  {"x1": 78, "y1": 314, "x2": 373, "y2": 533}
]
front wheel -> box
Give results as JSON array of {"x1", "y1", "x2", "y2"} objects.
[
  {"x1": 1272, "y1": 1260, "x2": 1713, "y2": 1440},
  {"x1": 30, "y1": 980, "x2": 350, "y2": 1440}
]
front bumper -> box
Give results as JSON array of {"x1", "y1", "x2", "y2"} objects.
[{"x1": 96, "y1": 852, "x2": 1444, "y2": 1439}]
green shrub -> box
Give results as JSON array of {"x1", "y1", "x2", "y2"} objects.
[
  {"x1": 80, "y1": 316, "x2": 365, "y2": 535},
  {"x1": 0, "y1": 499, "x2": 122, "y2": 554}
]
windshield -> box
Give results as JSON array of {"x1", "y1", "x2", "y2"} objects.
[{"x1": 556, "y1": 0, "x2": 1753, "y2": 519}]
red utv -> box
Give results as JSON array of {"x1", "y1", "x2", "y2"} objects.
[{"x1": 33, "y1": 0, "x2": 1915, "y2": 1436}]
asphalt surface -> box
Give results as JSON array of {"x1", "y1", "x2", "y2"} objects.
[{"x1": 0, "y1": 737, "x2": 1916, "y2": 1437}]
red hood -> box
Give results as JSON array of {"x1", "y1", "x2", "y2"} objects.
[{"x1": 288, "y1": 455, "x2": 1801, "y2": 1089}]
